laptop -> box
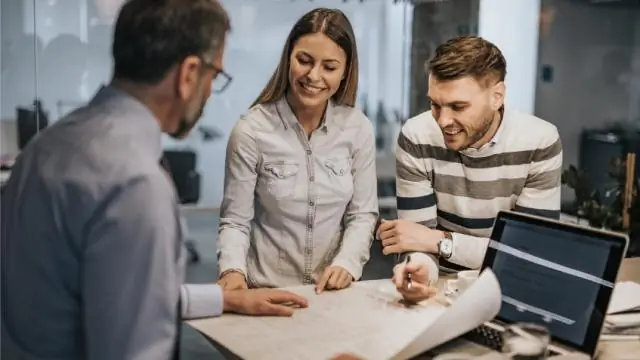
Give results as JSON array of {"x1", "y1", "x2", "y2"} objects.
[{"x1": 432, "y1": 210, "x2": 629, "y2": 359}]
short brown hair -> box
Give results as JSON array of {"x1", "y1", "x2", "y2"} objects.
[
  {"x1": 427, "y1": 36, "x2": 506, "y2": 87},
  {"x1": 251, "y1": 8, "x2": 359, "y2": 108}
]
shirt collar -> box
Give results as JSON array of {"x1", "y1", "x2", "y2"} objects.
[
  {"x1": 276, "y1": 96, "x2": 335, "y2": 132},
  {"x1": 90, "y1": 85, "x2": 163, "y2": 160}
]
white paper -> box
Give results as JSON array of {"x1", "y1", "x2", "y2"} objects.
[
  {"x1": 606, "y1": 313, "x2": 640, "y2": 328},
  {"x1": 187, "y1": 269, "x2": 502, "y2": 360},
  {"x1": 393, "y1": 269, "x2": 502, "y2": 359},
  {"x1": 606, "y1": 281, "x2": 640, "y2": 314}
]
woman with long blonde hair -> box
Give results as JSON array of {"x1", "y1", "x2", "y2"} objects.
[{"x1": 217, "y1": 8, "x2": 378, "y2": 292}]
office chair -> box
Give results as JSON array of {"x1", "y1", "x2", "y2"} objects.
[
  {"x1": 17, "y1": 99, "x2": 49, "y2": 150},
  {"x1": 161, "y1": 150, "x2": 202, "y2": 263}
]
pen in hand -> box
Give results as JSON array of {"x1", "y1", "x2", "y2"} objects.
[{"x1": 405, "y1": 255, "x2": 412, "y2": 290}]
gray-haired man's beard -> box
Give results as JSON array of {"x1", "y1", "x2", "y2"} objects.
[{"x1": 170, "y1": 102, "x2": 206, "y2": 139}]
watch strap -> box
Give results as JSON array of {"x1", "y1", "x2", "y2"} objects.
[
  {"x1": 219, "y1": 268, "x2": 246, "y2": 279},
  {"x1": 438, "y1": 231, "x2": 454, "y2": 259}
]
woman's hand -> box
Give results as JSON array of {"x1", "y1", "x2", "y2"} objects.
[
  {"x1": 217, "y1": 271, "x2": 248, "y2": 290},
  {"x1": 315, "y1": 266, "x2": 353, "y2": 293}
]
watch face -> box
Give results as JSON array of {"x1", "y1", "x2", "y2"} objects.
[{"x1": 441, "y1": 239, "x2": 453, "y2": 257}]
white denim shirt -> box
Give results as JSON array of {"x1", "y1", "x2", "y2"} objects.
[{"x1": 218, "y1": 97, "x2": 378, "y2": 287}]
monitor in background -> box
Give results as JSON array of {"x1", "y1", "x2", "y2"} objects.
[
  {"x1": 16, "y1": 100, "x2": 49, "y2": 150},
  {"x1": 481, "y1": 211, "x2": 628, "y2": 356}
]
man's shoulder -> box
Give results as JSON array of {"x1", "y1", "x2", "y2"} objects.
[
  {"x1": 504, "y1": 109, "x2": 559, "y2": 147},
  {"x1": 240, "y1": 102, "x2": 281, "y2": 131},
  {"x1": 400, "y1": 110, "x2": 441, "y2": 145},
  {"x1": 21, "y1": 106, "x2": 161, "y2": 191},
  {"x1": 331, "y1": 103, "x2": 371, "y2": 128}
]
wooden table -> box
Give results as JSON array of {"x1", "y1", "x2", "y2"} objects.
[{"x1": 597, "y1": 257, "x2": 640, "y2": 359}]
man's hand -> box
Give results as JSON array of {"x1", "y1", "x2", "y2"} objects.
[
  {"x1": 392, "y1": 256, "x2": 437, "y2": 303},
  {"x1": 217, "y1": 271, "x2": 248, "y2": 290},
  {"x1": 376, "y1": 219, "x2": 441, "y2": 255},
  {"x1": 315, "y1": 266, "x2": 353, "y2": 294},
  {"x1": 223, "y1": 288, "x2": 308, "y2": 316}
]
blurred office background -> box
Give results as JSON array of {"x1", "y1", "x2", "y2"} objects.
[{"x1": 1, "y1": 0, "x2": 639, "y2": 358}]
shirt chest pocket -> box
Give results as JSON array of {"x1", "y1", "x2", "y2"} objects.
[
  {"x1": 262, "y1": 161, "x2": 300, "y2": 200},
  {"x1": 321, "y1": 156, "x2": 353, "y2": 197}
]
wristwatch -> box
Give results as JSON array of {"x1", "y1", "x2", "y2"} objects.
[{"x1": 437, "y1": 231, "x2": 454, "y2": 259}]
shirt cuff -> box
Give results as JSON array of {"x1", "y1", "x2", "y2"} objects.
[
  {"x1": 331, "y1": 257, "x2": 364, "y2": 281},
  {"x1": 395, "y1": 252, "x2": 439, "y2": 282},
  {"x1": 449, "y1": 232, "x2": 488, "y2": 270},
  {"x1": 217, "y1": 228, "x2": 250, "y2": 276},
  {"x1": 180, "y1": 284, "x2": 224, "y2": 320}
]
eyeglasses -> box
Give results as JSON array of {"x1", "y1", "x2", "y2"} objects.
[
  {"x1": 212, "y1": 67, "x2": 232, "y2": 93},
  {"x1": 202, "y1": 60, "x2": 233, "y2": 94}
]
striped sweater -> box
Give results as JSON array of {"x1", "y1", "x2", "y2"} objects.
[{"x1": 396, "y1": 108, "x2": 563, "y2": 270}]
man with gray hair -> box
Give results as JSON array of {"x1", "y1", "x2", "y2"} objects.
[{"x1": 1, "y1": 1, "x2": 307, "y2": 359}]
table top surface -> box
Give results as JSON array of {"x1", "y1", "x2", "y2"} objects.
[
  {"x1": 596, "y1": 257, "x2": 640, "y2": 359},
  {"x1": 618, "y1": 257, "x2": 640, "y2": 283}
]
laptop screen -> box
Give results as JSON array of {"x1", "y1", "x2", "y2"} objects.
[{"x1": 481, "y1": 211, "x2": 627, "y2": 356}]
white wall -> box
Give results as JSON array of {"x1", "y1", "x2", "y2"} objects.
[
  {"x1": 478, "y1": 0, "x2": 541, "y2": 114},
  {"x1": 380, "y1": 1, "x2": 412, "y2": 117}
]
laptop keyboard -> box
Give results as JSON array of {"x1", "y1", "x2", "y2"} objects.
[
  {"x1": 462, "y1": 325, "x2": 504, "y2": 351},
  {"x1": 462, "y1": 325, "x2": 561, "y2": 356}
]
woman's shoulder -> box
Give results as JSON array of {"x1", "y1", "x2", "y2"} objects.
[
  {"x1": 331, "y1": 103, "x2": 371, "y2": 130},
  {"x1": 234, "y1": 101, "x2": 282, "y2": 132}
]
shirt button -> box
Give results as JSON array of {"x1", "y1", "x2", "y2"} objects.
[
  {"x1": 309, "y1": 201, "x2": 314, "y2": 206},
  {"x1": 306, "y1": 150, "x2": 312, "y2": 155},
  {"x1": 307, "y1": 224, "x2": 313, "y2": 229},
  {"x1": 309, "y1": 176, "x2": 314, "y2": 182}
]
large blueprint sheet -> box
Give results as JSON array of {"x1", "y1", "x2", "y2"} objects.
[{"x1": 187, "y1": 270, "x2": 501, "y2": 360}]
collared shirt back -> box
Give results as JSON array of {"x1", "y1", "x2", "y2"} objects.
[{"x1": 1, "y1": 86, "x2": 184, "y2": 360}]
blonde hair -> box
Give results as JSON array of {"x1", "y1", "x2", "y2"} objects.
[{"x1": 251, "y1": 8, "x2": 359, "y2": 108}]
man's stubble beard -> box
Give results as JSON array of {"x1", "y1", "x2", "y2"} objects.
[
  {"x1": 170, "y1": 81, "x2": 207, "y2": 139},
  {"x1": 460, "y1": 108, "x2": 497, "y2": 151}
]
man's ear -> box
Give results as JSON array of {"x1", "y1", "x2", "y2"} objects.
[
  {"x1": 176, "y1": 55, "x2": 202, "y2": 101},
  {"x1": 491, "y1": 81, "x2": 506, "y2": 111}
]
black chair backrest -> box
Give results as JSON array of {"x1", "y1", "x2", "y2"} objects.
[{"x1": 161, "y1": 150, "x2": 200, "y2": 204}]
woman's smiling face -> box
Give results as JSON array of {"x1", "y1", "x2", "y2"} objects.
[{"x1": 288, "y1": 32, "x2": 347, "y2": 109}]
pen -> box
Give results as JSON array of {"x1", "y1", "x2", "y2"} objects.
[{"x1": 405, "y1": 255, "x2": 412, "y2": 289}]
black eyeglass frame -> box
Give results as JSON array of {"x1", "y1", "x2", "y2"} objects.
[{"x1": 202, "y1": 59, "x2": 232, "y2": 93}]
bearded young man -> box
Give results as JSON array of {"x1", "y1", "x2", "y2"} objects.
[{"x1": 377, "y1": 36, "x2": 563, "y2": 278}]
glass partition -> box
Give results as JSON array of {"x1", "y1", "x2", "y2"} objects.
[
  {"x1": 1, "y1": 0, "x2": 40, "y2": 158},
  {"x1": 0, "y1": 0, "x2": 420, "y2": 208}
]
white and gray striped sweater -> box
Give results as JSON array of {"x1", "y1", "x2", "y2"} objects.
[{"x1": 396, "y1": 108, "x2": 562, "y2": 270}]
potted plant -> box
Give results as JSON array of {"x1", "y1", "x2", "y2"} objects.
[{"x1": 562, "y1": 156, "x2": 639, "y2": 257}]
